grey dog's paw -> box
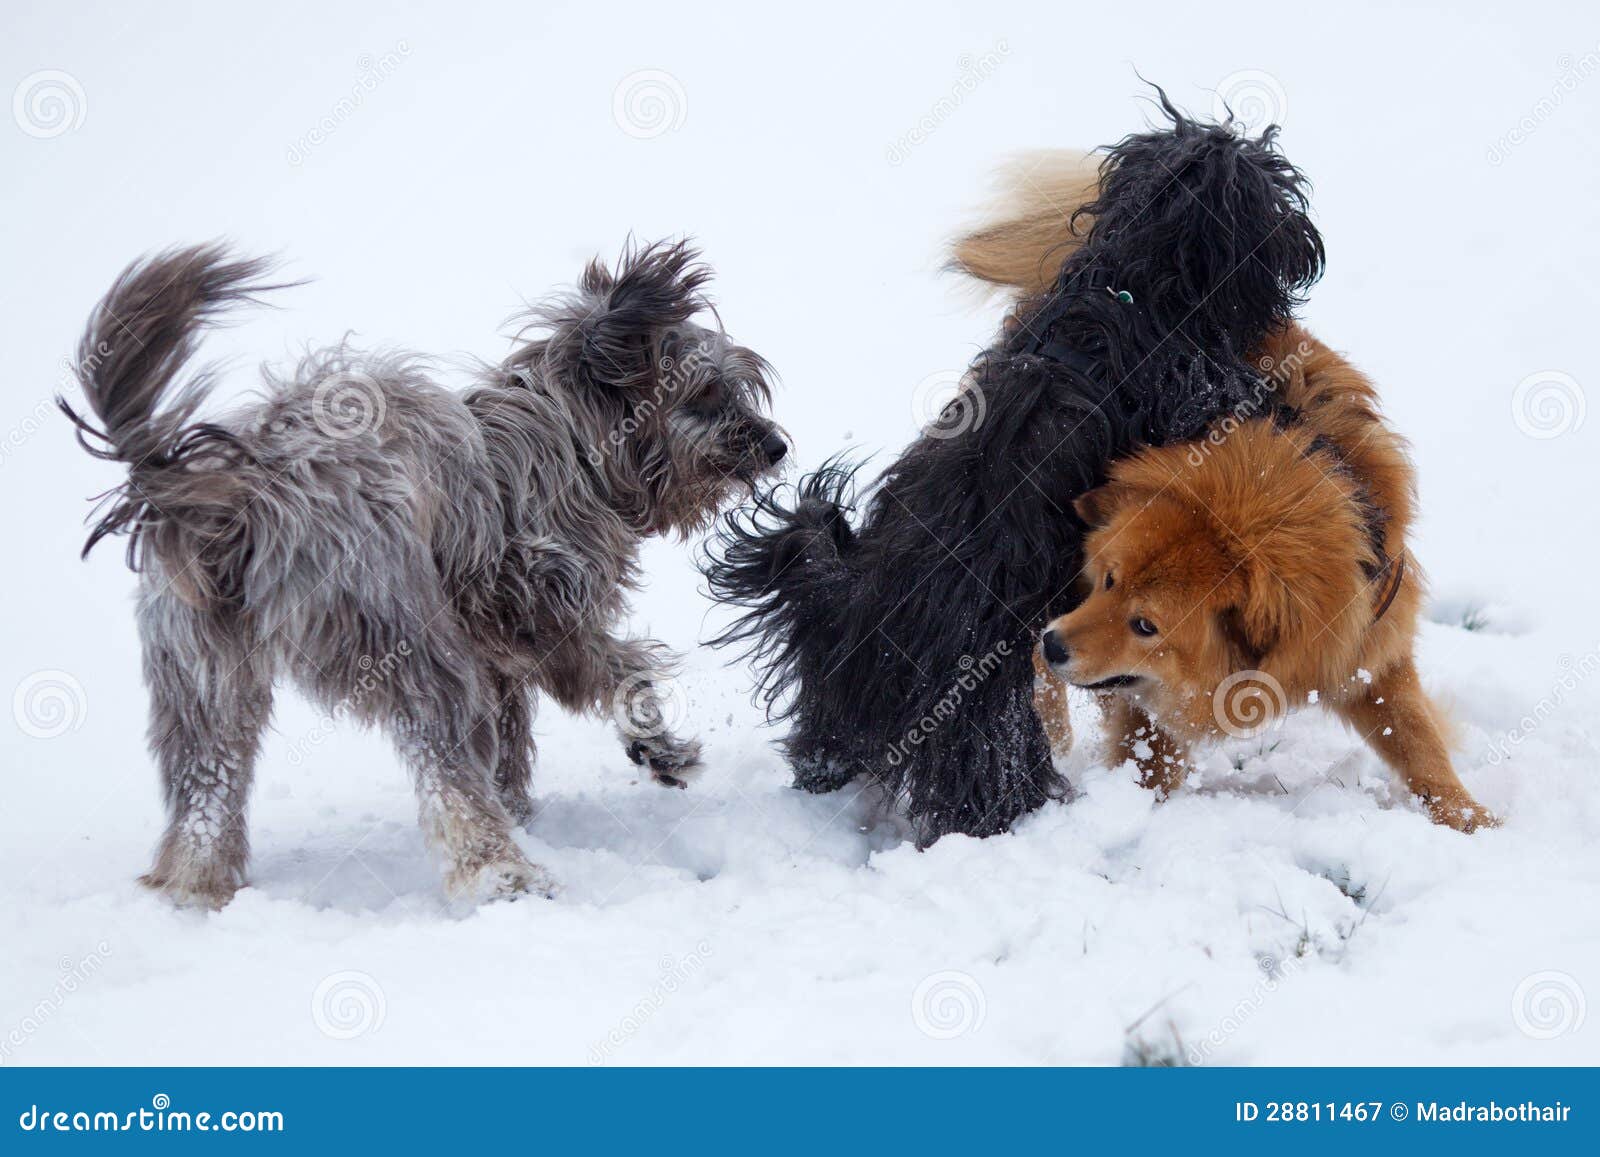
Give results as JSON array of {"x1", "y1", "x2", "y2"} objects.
[{"x1": 626, "y1": 734, "x2": 703, "y2": 788}]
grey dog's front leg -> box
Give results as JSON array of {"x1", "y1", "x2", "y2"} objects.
[{"x1": 602, "y1": 636, "x2": 703, "y2": 787}]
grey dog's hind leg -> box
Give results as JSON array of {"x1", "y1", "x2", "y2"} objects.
[
  {"x1": 138, "y1": 600, "x2": 272, "y2": 910},
  {"x1": 386, "y1": 638, "x2": 554, "y2": 901},
  {"x1": 491, "y1": 675, "x2": 536, "y2": 826}
]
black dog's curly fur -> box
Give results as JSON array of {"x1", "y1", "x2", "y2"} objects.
[{"x1": 705, "y1": 93, "x2": 1325, "y2": 844}]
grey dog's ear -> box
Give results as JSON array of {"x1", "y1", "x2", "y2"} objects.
[{"x1": 514, "y1": 239, "x2": 710, "y2": 395}]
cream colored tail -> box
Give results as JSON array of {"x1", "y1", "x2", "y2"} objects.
[{"x1": 949, "y1": 149, "x2": 1102, "y2": 298}]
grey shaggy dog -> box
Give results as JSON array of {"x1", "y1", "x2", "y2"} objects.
[{"x1": 62, "y1": 241, "x2": 786, "y2": 909}]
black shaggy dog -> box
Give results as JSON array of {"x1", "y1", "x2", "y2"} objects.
[{"x1": 706, "y1": 94, "x2": 1325, "y2": 844}]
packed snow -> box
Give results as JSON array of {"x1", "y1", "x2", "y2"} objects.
[{"x1": 2, "y1": 0, "x2": 1596, "y2": 1065}]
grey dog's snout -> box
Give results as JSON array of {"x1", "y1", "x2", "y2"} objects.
[{"x1": 760, "y1": 432, "x2": 788, "y2": 465}]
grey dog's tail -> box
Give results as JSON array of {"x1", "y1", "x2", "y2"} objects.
[{"x1": 60, "y1": 243, "x2": 287, "y2": 604}]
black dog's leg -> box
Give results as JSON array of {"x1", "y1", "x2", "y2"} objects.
[
  {"x1": 789, "y1": 749, "x2": 863, "y2": 794},
  {"x1": 905, "y1": 671, "x2": 1064, "y2": 845}
]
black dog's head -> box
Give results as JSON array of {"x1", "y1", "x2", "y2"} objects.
[
  {"x1": 508, "y1": 240, "x2": 785, "y2": 536},
  {"x1": 1074, "y1": 89, "x2": 1324, "y2": 349}
]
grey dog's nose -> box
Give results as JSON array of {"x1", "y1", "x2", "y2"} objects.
[
  {"x1": 1040, "y1": 628, "x2": 1069, "y2": 666},
  {"x1": 760, "y1": 432, "x2": 788, "y2": 465}
]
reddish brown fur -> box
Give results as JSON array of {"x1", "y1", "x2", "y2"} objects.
[{"x1": 968, "y1": 153, "x2": 1495, "y2": 832}]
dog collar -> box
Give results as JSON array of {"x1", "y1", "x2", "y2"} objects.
[
  {"x1": 1370, "y1": 549, "x2": 1407, "y2": 624},
  {"x1": 1068, "y1": 265, "x2": 1135, "y2": 305}
]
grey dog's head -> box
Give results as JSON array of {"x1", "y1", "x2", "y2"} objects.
[{"x1": 505, "y1": 240, "x2": 785, "y2": 537}]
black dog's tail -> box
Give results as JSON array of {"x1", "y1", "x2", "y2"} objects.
[
  {"x1": 59, "y1": 244, "x2": 289, "y2": 601},
  {"x1": 703, "y1": 459, "x2": 861, "y2": 712}
]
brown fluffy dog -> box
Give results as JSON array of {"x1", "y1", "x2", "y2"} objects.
[{"x1": 955, "y1": 152, "x2": 1496, "y2": 832}]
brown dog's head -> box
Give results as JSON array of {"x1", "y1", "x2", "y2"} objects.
[{"x1": 1040, "y1": 420, "x2": 1379, "y2": 739}]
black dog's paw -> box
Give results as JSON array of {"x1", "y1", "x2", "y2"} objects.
[{"x1": 625, "y1": 735, "x2": 703, "y2": 788}]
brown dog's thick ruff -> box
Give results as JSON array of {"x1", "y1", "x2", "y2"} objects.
[{"x1": 959, "y1": 153, "x2": 1496, "y2": 832}]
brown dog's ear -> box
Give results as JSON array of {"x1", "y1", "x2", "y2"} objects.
[
  {"x1": 1217, "y1": 605, "x2": 1274, "y2": 669},
  {"x1": 1073, "y1": 482, "x2": 1125, "y2": 528}
]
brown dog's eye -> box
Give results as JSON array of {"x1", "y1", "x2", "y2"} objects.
[
  {"x1": 1104, "y1": 573, "x2": 1115, "y2": 591},
  {"x1": 1130, "y1": 617, "x2": 1158, "y2": 637}
]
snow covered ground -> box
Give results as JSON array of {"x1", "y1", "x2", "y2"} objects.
[{"x1": 3, "y1": 0, "x2": 1597, "y2": 1065}]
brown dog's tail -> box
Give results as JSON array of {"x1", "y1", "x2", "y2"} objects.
[{"x1": 949, "y1": 149, "x2": 1101, "y2": 298}]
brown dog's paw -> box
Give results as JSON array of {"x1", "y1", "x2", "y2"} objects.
[{"x1": 1425, "y1": 795, "x2": 1501, "y2": 833}]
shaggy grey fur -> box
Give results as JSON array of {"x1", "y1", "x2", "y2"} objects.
[{"x1": 63, "y1": 241, "x2": 784, "y2": 908}]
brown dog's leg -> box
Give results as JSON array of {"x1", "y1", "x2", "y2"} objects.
[
  {"x1": 1335, "y1": 657, "x2": 1498, "y2": 832},
  {"x1": 1032, "y1": 647, "x2": 1073, "y2": 759},
  {"x1": 1100, "y1": 694, "x2": 1189, "y2": 799}
]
